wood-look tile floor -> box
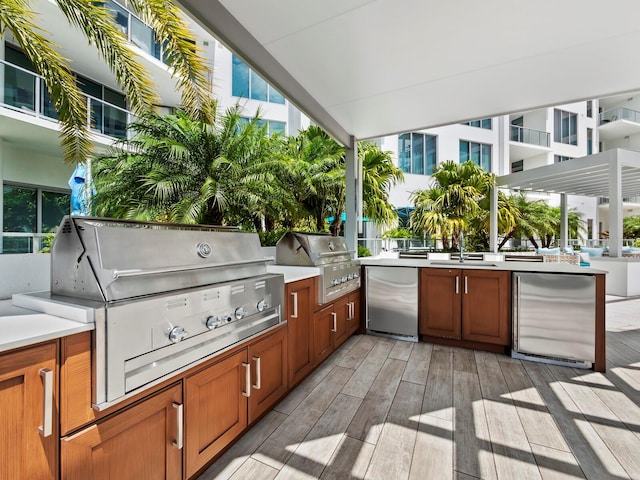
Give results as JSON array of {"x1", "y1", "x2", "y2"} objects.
[{"x1": 198, "y1": 296, "x2": 640, "y2": 480}]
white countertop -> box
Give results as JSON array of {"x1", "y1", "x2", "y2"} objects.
[
  {"x1": 0, "y1": 300, "x2": 94, "y2": 353},
  {"x1": 359, "y1": 257, "x2": 607, "y2": 274},
  {"x1": 267, "y1": 265, "x2": 321, "y2": 283}
]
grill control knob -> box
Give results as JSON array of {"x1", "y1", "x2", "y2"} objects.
[
  {"x1": 234, "y1": 307, "x2": 247, "y2": 320},
  {"x1": 168, "y1": 326, "x2": 189, "y2": 343},
  {"x1": 257, "y1": 299, "x2": 268, "y2": 312},
  {"x1": 206, "y1": 316, "x2": 222, "y2": 330}
]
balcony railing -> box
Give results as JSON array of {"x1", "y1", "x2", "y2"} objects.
[
  {"x1": 510, "y1": 125, "x2": 550, "y2": 147},
  {"x1": 599, "y1": 106, "x2": 640, "y2": 125},
  {"x1": 0, "y1": 59, "x2": 133, "y2": 139}
]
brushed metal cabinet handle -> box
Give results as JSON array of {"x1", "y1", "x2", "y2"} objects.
[
  {"x1": 331, "y1": 312, "x2": 337, "y2": 332},
  {"x1": 252, "y1": 356, "x2": 262, "y2": 390},
  {"x1": 291, "y1": 292, "x2": 298, "y2": 318},
  {"x1": 464, "y1": 276, "x2": 468, "y2": 295},
  {"x1": 39, "y1": 368, "x2": 53, "y2": 438},
  {"x1": 242, "y1": 362, "x2": 251, "y2": 397},
  {"x1": 172, "y1": 403, "x2": 183, "y2": 449},
  {"x1": 455, "y1": 276, "x2": 459, "y2": 295}
]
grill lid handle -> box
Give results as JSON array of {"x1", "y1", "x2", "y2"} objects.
[
  {"x1": 112, "y1": 257, "x2": 274, "y2": 279},
  {"x1": 315, "y1": 250, "x2": 356, "y2": 258}
]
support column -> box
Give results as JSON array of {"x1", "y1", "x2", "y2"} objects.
[
  {"x1": 608, "y1": 152, "x2": 623, "y2": 257},
  {"x1": 344, "y1": 137, "x2": 359, "y2": 255},
  {"x1": 560, "y1": 193, "x2": 568, "y2": 249},
  {"x1": 489, "y1": 183, "x2": 498, "y2": 253}
]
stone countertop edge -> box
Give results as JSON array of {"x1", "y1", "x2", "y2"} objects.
[
  {"x1": 358, "y1": 257, "x2": 608, "y2": 275},
  {"x1": 267, "y1": 265, "x2": 321, "y2": 283},
  {"x1": 0, "y1": 299, "x2": 94, "y2": 353}
]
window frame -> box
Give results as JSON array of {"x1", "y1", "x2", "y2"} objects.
[
  {"x1": 397, "y1": 132, "x2": 437, "y2": 175},
  {"x1": 232, "y1": 55, "x2": 286, "y2": 105},
  {"x1": 459, "y1": 139, "x2": 492, "y2": 171}
]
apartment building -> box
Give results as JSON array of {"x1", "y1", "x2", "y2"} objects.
[{"x1": 378, "y1": 100, "x2": 628, "y2": 243}]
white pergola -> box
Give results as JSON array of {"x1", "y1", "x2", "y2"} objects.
[
  {"x1": 492, "y1": 149, "x2": 640, "y2": 257},
  {"x1": 176, "y1": 0, "x2": 640, "y2": 250}
]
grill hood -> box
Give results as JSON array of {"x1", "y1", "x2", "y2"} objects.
[{"x1": 51, "y1": 216, "x2": 272, "y2": 302}]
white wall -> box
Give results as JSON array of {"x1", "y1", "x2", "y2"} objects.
[{"x1": 2, "y1": 143, "x2": 72, "y2": 188}]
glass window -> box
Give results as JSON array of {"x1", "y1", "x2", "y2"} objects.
[
  {"x1": 587, "y1": 100, "x2": 593, "y2": 118},
  {"x1": 250, "y1": 70, "x2": 268, "y2": 101},
  {"x1": 232, "y1": 55, "x2": 250, "y2": 98},
  {"x1": 554, "y1": 155, "x2": 573, "y2": 163},
  {"x1": 460, "y1": 140, "x2": 492, "y2": 171},
  {"x1": 130, "y1": 16, "x2": 154, "y2": 57},
  {"x1": 268, "y1": 121, "x2": 286, "y2": 135},
  {"x1": 411, "y1": 134, "x2": 424, "y2": 175},
  {"x1": 461, "y1": 118, "x2": 492, "y2": 129},
  {"x1": 269, "y1": 87, "x2": 285, "y2": 105},
  {"x1": 398, "y1": 134, "x2": 411, "y2": 173},
  {"x1": 398, "y1": 133, "x2": 437, "y2": 175},
  {"x1": 232, "y1": 55, "x2": 286, "y2": 105},
  {"x1": 512, "y1": 160, "x2": 524, "y2": 173},
  {"x1": 554, "y1": 109, "x2": 577, "y2": 145},
  {"x1": 3, "y1": 185, "x2": 70, "y2": 253},
  {"x1": 105, "y1": 0, "x2": 129, "y2": 36},
  {"x1": 587, "y1": 128, "x2": 593, "y2": 155}
]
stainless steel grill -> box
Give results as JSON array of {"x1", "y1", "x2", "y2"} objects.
[
  {"x1": 19, "y1": 216, "x2": 283, "y2": 410},
  {"x1": 275, "y1": 231, "x2": 360, "y2": 304}
]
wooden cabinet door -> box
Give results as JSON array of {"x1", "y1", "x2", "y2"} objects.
[
  {"x1": 347, "y1": 290, "x2": 361, "y2": 336},
  {"x1": 332, "y1": 295, "x2": 350, "y2": 348},
  {"x1": 461, "y1": 270, "x2": 511, "y2": 345},
  {"x1": 184, "y1": 349, "x2": 248, "y2": 477},
  {"x1": 61, "y1": 383, "x2": 182, "y2": 480},
  {"x1": 248, "y1": 326, "x2": 288, "y2": 423},
  {"x1": 313, "y1": 303, "x2": 335, "y2": 366},
  {"x1": 419, "y1": 268, "x2": 462, "y2": 339},
  {"x1": 0, "y1": 342, "x2": 57, "y2": 480},
  {"x1": 285, "y1": 278, "x2": 315, "y2": 386}
]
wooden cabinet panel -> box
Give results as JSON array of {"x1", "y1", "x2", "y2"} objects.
[
  {"x1": 346, "y1": 291, "x2": 361, "y2": 336},
  {"x1": 313, "y1": 304, "x2": 335, "y2": 366},
  {"x1": 461, "y1": 270, "x2": 511, "y2": 345},
  {"x1": 285, "y1": 278, "x2": 315, "y2": 386},
  {"x1": 248, "y1": 326, "x2": 288, "y2": 423},
  {"x1": 185, "y1": 349, "x2": 248, "y2": 477},
  {"x1": 419, "y1": 268, "x2": 461, "y2": 339},
  {"x1": 420, "y1": 268, "x2": 510, "y2": 348},
  {"x1": 61, "y1": 383, "x2": 182, "y2": 480},
  {"x1": 333, "y1": 295, "x2": 350, "y2": 348},
  {"x1": 0, "y1": 342, "x2": 58, "y2": 480}
]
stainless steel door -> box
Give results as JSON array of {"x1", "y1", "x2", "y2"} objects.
[
  {"x1": 366, "y1": 267, "x2": 418, "y2": 337},
  {"x1": 514, "y1": 272, "x2": 595, "y2": 362}
]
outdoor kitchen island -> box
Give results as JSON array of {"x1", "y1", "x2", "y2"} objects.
[{"x1": 359, "y1": 257, "x2": 607, "y2": 373}]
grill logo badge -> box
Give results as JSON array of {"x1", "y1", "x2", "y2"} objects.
[{"x1": 197, "y1": 242, "x2": 212, "y2": 258}]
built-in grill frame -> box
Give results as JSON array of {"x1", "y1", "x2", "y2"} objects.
[
  {"x1": 23, "y1": 216, "x2": 285, "y2": 410},
  {"x1": 275, "y1": 231, "x2": 361, "y2": 304}
]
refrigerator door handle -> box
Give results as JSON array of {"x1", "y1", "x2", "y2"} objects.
[{"x1": 513, "y1": 275, "x2": 520, "y2": 351}]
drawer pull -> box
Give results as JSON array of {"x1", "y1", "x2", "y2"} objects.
[
  {"x1": 172, "y1": 403, "x2": 183, "y2": 449},
  {"x1": 331, "y1": 312, "x2": 337, "y2": 332},
  {"x1": 252, "y1": 356, "x2": 262, "y2": 390},
  {"x1": 39, "y1": 368, "x2": 53, "y2": 438},
  {"x1": 455, "y1": 276, "x2": 459, "y2": 295},
  {"x1": 291, "y1": 292, "x2": 298, "y2": 318},
  {"x1": 242, "y1": 362, "x2": 251, "y2": 397}
]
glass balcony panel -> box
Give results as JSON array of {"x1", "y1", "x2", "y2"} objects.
[
  {"x1": 40, "y1": 79, "x2": 58, "y2": 120},
  {"x1": 103, "y1": 104, "x2": 128, "y2": 138},
  {"x1": 105, "y1": 0, "x2": 129, "y2": 36},
  {"x1": 130, "y1": 16, "x2": 154, "y2": 57},
  {"x1": 509, "y1": 125, "x2": 550, "y2": 147},
  {"x1": 4, "y1": 62, "x2": 36, "y2": 111}
]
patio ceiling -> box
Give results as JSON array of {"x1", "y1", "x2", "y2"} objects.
[
  {"x1": 178, "y1": 0, "x2": 640, "y2": 146},
  {"x1": 496, "y1": 150, "x2": 640, "y2": 198}
]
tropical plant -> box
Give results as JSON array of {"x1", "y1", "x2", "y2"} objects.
[
  {"x1": 92, "y1": 101, "x2": 272, "y2": 224},
  {"x1": 382, "y1": 227, "x2": 414, "y2": 239},
  {"x1": 1, "y1": 0, "x2": 212, "y2": 164},
  {"x1": 469, "y1": 190, "x2": 519, "y2": 250},
  {"x1": 410, "y1": 161, "x2": 494, "y2": 250},
  {"x1": 623, "y1": 215, "x2": 640, "y2": 239}
]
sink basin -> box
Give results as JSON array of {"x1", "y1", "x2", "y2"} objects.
[{"x1": 429, "y1": 260, "x2": 498, "y2": 267}]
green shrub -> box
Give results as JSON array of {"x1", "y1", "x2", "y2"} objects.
[
  {"x1": 258, "y1": 229, "x2": 287, "y2": 246},
  {"x1": 382, "y1": 227, "x2": 414, "y2": 239},
  {"x1": 357, "y1": 245, "x2": 372, "y2": 257},
  {"x1": 635, "y1": 239, "x2": 640, "y2": 248}
]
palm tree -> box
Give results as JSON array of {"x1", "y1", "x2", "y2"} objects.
[
  {"x1": 1, "y1": 0, "x2": 211, "y2": 164},
  {"x1": 92, "y1": 101, "x2": 270, "y2": 224},
  {"x1": 469, "y1": 190, "x2": 519, "y2": 250},
  {"x1": 410, "y1": 161, "x2": 493, "y2": 250},
  {"x1": 360, "y1": 142, "x2": 404, "y2": 228}
]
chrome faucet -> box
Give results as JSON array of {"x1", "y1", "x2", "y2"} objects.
[{"x1": 459, "y1": 231, "x2": 465, "y2": 263}]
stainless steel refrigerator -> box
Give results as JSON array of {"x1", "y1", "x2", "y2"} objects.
[
  {"x1": 512, "y1": 272, "x2": 595, "y2": 368},
  {"x1": 365, "y1": 266, "x2": 418, "y2": 341}
]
